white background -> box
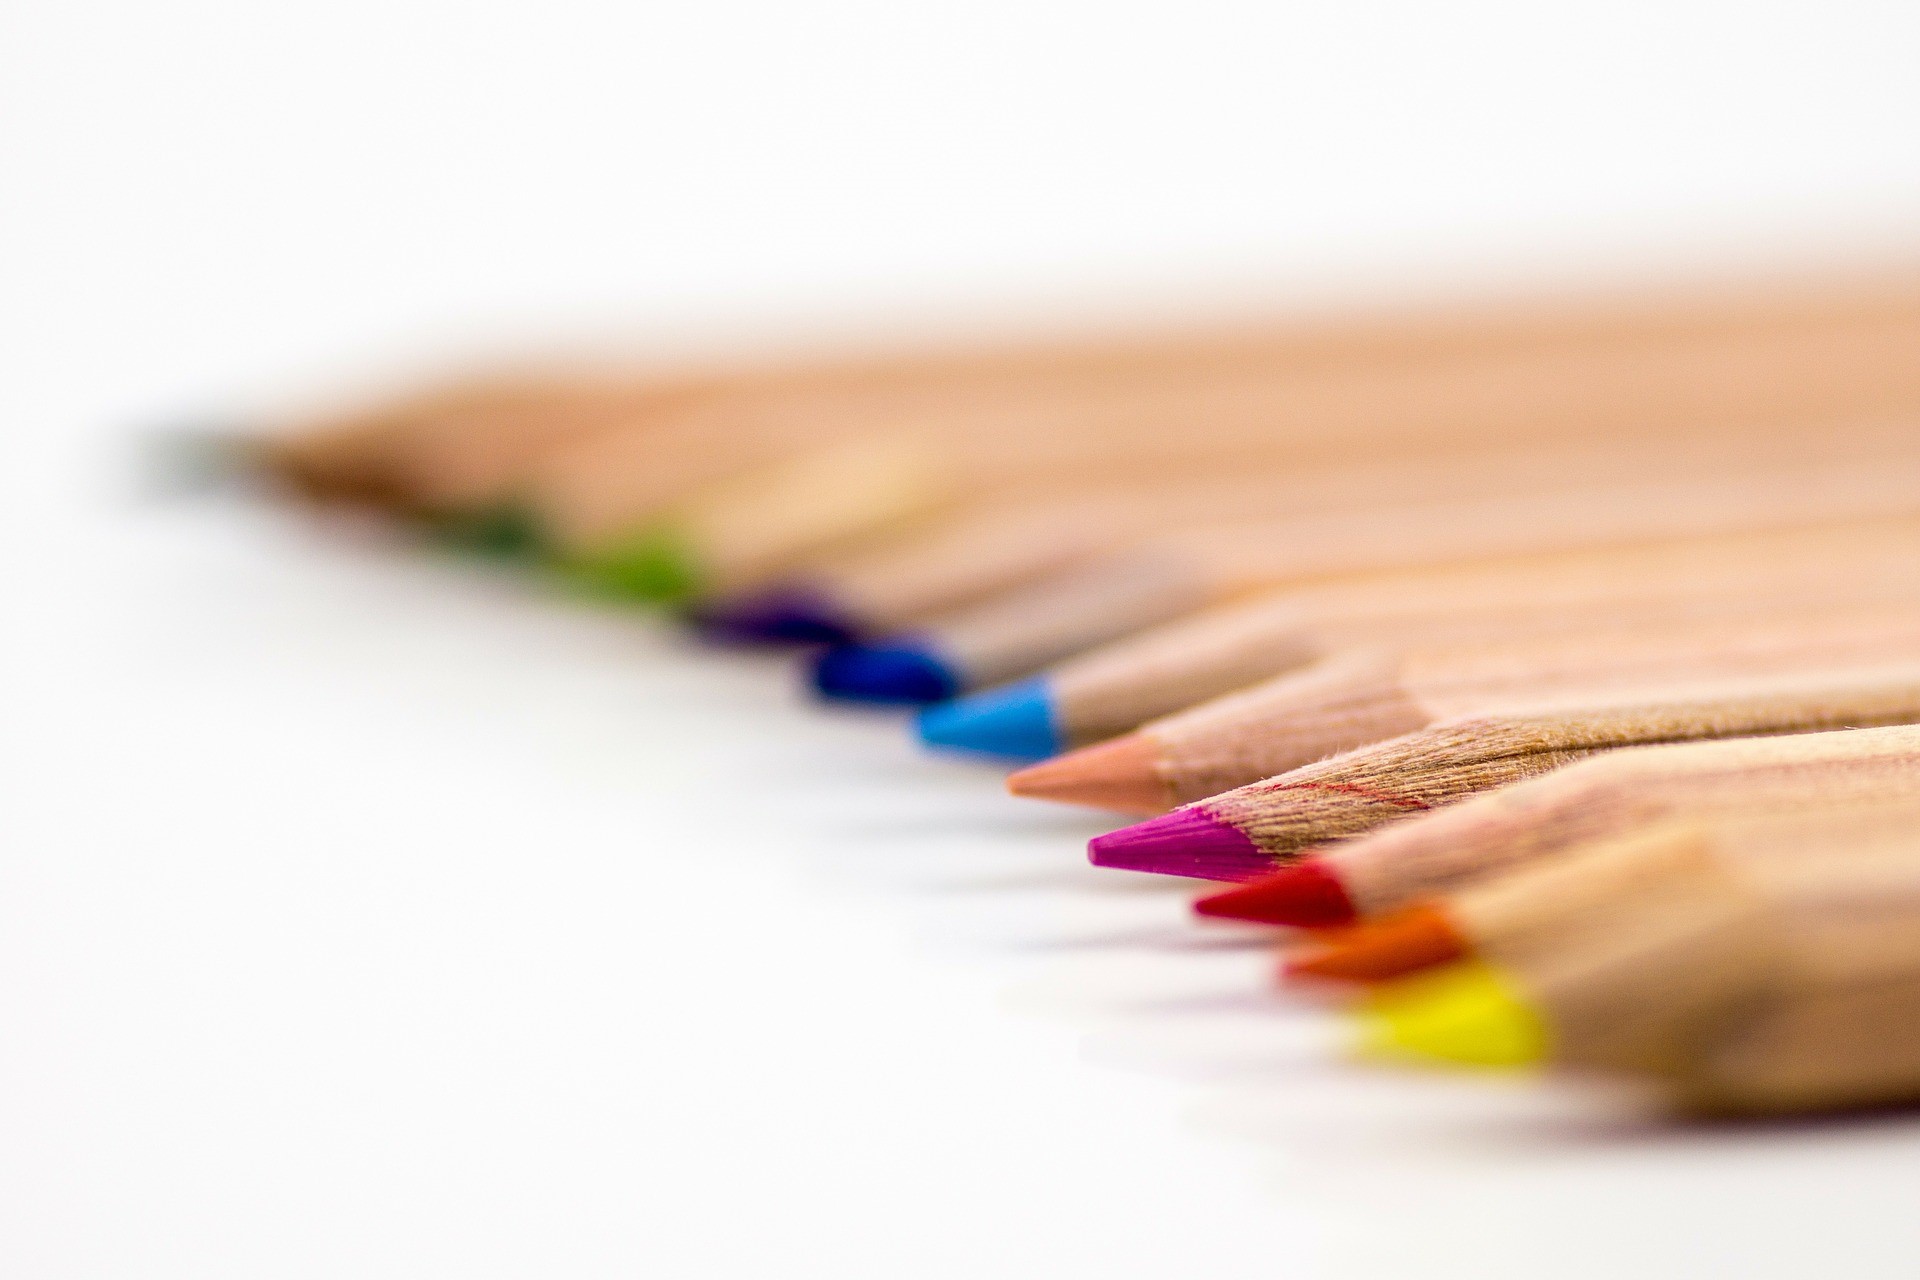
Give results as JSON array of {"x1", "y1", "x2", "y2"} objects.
[{"x1": 7, "y1": 2, "x2": 1920, "y2": 1275}]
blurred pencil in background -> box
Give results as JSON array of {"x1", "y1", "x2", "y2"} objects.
[
  {"x1": 954, "y1": 516, "x2": 1920, "y2": 766},
  {"x1": 816, "y1": 449, "x2": 1920, "y2": 704}
]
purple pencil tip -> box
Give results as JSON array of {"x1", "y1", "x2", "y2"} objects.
[
  {"x1": 685, "y1": 586, "x2": 859, "y2": 645},
  {"x1": 1088, "y1": 808, "x2": 1273, "y2": 881}
]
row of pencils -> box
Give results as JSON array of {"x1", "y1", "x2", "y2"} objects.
[{"x1": 238, "y1": 261, "x2": 1920, "y2": 1117}]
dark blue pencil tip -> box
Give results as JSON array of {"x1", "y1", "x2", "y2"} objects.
[
  {"x1": 686, "y1": 586, "x2": 859, "y2": 646},
  {"x1": 915, "y1": 678, "x2": 1062, "y2": 761},
  {"x1": 811, "y1": 639, "x2": 960, "y2": 704}
]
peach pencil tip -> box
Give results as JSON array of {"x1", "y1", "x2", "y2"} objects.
[{"x1": 1007, "y1": 733, "x2": 1169, "y2": 815}]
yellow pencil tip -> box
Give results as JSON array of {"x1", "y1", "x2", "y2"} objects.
[{"x1": 1355, "y1": 961, "x2": 1549, "y2": 1069}]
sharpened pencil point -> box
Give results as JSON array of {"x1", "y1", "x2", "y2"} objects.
[
  {"x1": 1194, "y1": 859, "x2": 1357, "y2": 926},
  {"x1": 1358, "y1": 961, "x2": 1549, "y2": 1069},
  {"x1": 811, "y1": 639, "x2": 961, "y2": 704},
  {"x1": 916, "y1": 679, "x2": 1061, "y2": 761},
  {"x1": 1284, "y1": 905, "x2": 1468, "y2": 982},
  {"x1": 431, "y1": 504, "x2": 547, "y2": 559},
  {"x1": 566, "y1": 527, "x2": 705, "y2": 603},
  {"x1": 1007, "y1": 733, "x2": 1170, "y2": 815},
  {"x1": 141, "y1": 422, "x2": 262, "y2": 496},
  {"x1": 1088, "y1": 808, "x2": 1273, "y2": 880},
  {"x1": 686, "y1": 586, "x2": 859, "y2": 645}
]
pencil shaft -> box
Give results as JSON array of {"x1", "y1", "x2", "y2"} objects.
[
  {"x1": 1145, "y1": 602, "x2": 1920, "y2": 803},
  {"x1": 1321, "y1": 725, "x2": 1920, "y2": 915},
  {"x1": 907, "y1": 453, "x2": 1920, "y2": 696},
  {"x1": 1045, "y1": 517, "x2": 1920, "y2": 744},
  {"x1": 1437, "y1": 810, "x2": 1920, "y2": 1075}
]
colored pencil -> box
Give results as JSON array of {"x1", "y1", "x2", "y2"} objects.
[
  {"x1": 971, "y1": 516, "x2": 1920, "y2": 767},
  {"x1": 1189, "y1": 723, "x2": 1920, "y2": 925},
  {"x1": 579, "y1": 315, "x2": 1920, "y2": 603},
  {"x1": 256, "y1": 368, "x2": 633, "y2": 507},
  {"x1": 1354, "y1": 807, "x2": 1920, "y2": 1101},
  {"x1": 256, "y1": 265, "x2": 1920, "y2": 510},
  {"x1": 1016, "y1": 598, "x2": 1920, "y2": 812},
  {"x1": 1289, "y1": 800, "x2": 1920, "y2": 985},
  {"x1": 685, "y1": 443, "x2": 1651, "y2": 645},
  {"x1": 813, "y1": 445, "x2": 1920, "y2": 703},
  {"x1": 694, "y1": 437, "x2": 1920, "y2": 647},
  {"x1": 1369, "y1": 957, "x2": 1920, "y2": 1114},
  {"x1": 1085, "y1": 668, "x2": 1920, "y2": 892},
  {"x1": 240, "y1": 263, "x2": 1920, "y2": 1122}
]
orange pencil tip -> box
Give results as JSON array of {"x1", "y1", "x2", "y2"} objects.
[
  {"x1": 1283, "y1": 905, "x2": 1469, "y2": 984},
  {"x1": 1006, "y1": 733, "x2": 1170, "y2": 816}
]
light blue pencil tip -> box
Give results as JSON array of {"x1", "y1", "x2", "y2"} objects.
[{"x1": 915, "y1": 678, "x2": 1061, "y2": 761}]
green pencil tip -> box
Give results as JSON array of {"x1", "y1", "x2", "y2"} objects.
[
  {"x1": 140, "y1": 424, "x2": 262, "y2": 496},
  {"x1": 431, "y1": 504, "x2": 548, "y2": 560},
  {"x1": 563, "y1": 526, "x2": 705, "y2": 603}
]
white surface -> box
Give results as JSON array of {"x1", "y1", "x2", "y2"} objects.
[{"x1": 9, "y1": 2, "x2": 1920, "y2": 1275}]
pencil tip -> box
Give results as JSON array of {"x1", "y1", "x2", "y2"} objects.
[
  {"x1": 686, "y1": 585, "x2": 858, "y2": 645},
  {"x1": 565, "y1": 527, "x2": 704, "y2": 603},
  {"x1": 140, "y1": 422, "x2": 261, "y2": 496},
  {"x1": 1284, "y1": 906, "x2": 1468, "y2": 983},
  {"x1": 1088, "y1": 808, "x2": 1273, "y2": 880},
  {"x1": 1357, "y1": 962, "x2": 1549, "y2": 1069},
  {"x1": 811, "y1": 639, "x2": 960, "y2": 704},
  {"x1": 1193, "y1": 859, "x2": 1357, "y2": 927},
  {"x1": 916, "y1": 679, "x2": 1060, "y2": 761},
  {"x1": 430, "y1": 504, "x2": 547, "y2": 560},
  {"x1": 1007, "y1": 733, "x2": 1169, "y2": 815}
]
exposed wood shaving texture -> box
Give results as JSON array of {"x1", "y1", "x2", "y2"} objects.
[
  {"x1": 1152, "y1": 653, "x2": 1433, "y2": 804},
  {"x1": 1205, "y1": 719, "x2": 1602, "y2": 860},
  {"x1": 1144, "y1": 606, "x2": 1920, "y2": 803},
  {"x1": 1204, "y1": 676, "x2": 1920, "y2": 867},
  {"x1": 1323, "y1": 726, "x2": 1920, "y2": 914}
]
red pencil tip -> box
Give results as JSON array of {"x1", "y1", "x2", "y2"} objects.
[{"x1": 1193, "y1": 858, "x2": 1356, "y2": 926}]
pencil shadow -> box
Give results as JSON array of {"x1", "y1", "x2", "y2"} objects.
[
  {"x1": 1192, "y1": 1068, "x2": 1920, "y2": 1167},
  {"x1": 925, "y1": 926, "x2": 1279, "y2": 956},
  {"x1": 905, "y1": 867, "x2": 1210, "y2": 896},
  {"x1": 806, "y1": 811, "x2": 1116, "y2": 842}
]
